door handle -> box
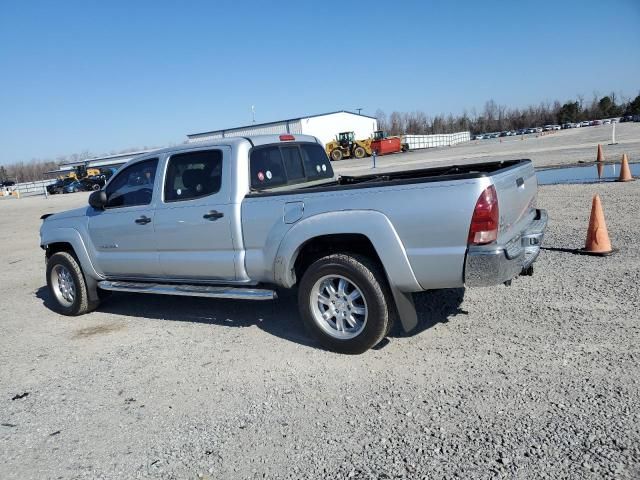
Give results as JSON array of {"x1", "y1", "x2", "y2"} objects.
[
  {"x1": 203, "y1": 210, "x2": 224, "y2": 221},
  {"x1": 135, "y1": 215, "x2": 152, "y2": 225}
]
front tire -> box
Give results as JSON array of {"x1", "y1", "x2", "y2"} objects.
[
  {"x1": 330, "y1": 149, "x2": 343, "y2": 161},
  {"x1": 353, "y1": 146, "x2": 366, "y2": 159},
  {"x1": 298, "y1": 254, "x2": 392, "y2": 354},
  {"x1": 46, "y1": 252, "x2": 100, "y2": 315}
]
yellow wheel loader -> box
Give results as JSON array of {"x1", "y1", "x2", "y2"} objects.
[{"x1": 325, "y1": 131, "x2": 373, "y2": 161}]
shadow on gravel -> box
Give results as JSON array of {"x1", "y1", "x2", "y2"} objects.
[
  {"x1": 391, "y1": 288, "x2": 467, "y2": 338},
  {"x1": 35, "y1": 286, "x2": 466, "y2": 349}
]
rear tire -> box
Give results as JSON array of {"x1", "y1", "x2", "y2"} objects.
[
  {"x1": 330, "y1": 149, "x2": 343, "y2": 161},
  {"x1": 297, "y1": 254, "x2": 391, "y2": 354},
  {"x1": 46, "y1": 252, "x2": 100, "y2": 316}
]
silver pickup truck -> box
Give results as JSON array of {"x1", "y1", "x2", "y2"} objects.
[{"x1": 40, "y1": 134, "x2": 547, "y2": 353}]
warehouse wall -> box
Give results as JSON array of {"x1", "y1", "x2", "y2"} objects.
[{"x1": 301, "y1": 112, "x2": 377, "y2": 147}]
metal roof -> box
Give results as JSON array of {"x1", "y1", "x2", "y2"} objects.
[
  {"x1": 187, "y1": 110, "x2": 377, "y2": 138},
  {"x1": 59, "y1": 150, "x2": 151, "y2": 167}
]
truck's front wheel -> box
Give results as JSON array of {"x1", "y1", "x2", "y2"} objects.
[
  {"x1": 46, "y1": 252, "x2": 99, "y2": 316},
  {"x1": 298, "y1": 254, "x2": 391, "y2": 354}
]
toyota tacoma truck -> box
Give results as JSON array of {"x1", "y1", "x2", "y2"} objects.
[{"x1": 40, "y1": 134, "x2": 547, "y2": 354}]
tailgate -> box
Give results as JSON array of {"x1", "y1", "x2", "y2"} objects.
[{"x1": 490, "y1": 160, "x2": 538, "y2": 244}]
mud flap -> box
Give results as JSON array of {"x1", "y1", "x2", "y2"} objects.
[
  {"x1": 390, "y1": 286, "x2": 418, "y2": 332},
  {"x1": 84, "y1": 274, "x2": 100, "y2": 303}
]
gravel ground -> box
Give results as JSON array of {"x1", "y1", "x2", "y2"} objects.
[
  {"x1": 334, "y1": 122, "x2": 640, "y2": 176},
  {"x1": 1, "y1": 177, "x2": 639, "y2": 479}
]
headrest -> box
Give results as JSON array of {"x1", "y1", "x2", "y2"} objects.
[{"x1": 182, "y1": 168, "x2": 204, "y2": 192}]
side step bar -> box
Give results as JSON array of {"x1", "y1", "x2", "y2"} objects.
[{"x1": 97, "y1": 280, "x2": 276, "y2": 301}]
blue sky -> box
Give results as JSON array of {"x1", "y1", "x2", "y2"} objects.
[{"x1": 0, "y1": 0, "x2": 638, "y2": 164}]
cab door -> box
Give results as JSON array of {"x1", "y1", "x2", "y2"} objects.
[
  {"x1": 153, "y1": 147, "x2": 237, "y2": 280},
  {"x1": 87, "y1": 158, "x2": 162, "y2": 277}
]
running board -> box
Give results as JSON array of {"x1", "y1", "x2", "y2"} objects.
[{"x1": 97, "y1": 280, "x2": 276, "y2": 300}]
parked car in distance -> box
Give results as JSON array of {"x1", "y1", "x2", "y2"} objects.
[
  {"x1": 543, "y1": 125, "x2": 553, "y2": 131},
  {"x1": 517, "y1": 129, "x2": 527, "y2": 135},
  {"x1": 47, "y1": 177, "x2": 76, "y2": 195},
  {"x1": 474, "y1": 134, "x2": 485, "y2": 140},
  {"x1": 620, "y1": 115, "x2": 633, "y2": 122},
  {"x1": 602, "y1": 119, "x2": 611, "y2": 125},
  {"x1": 1, "y1": 180, "x2": 16, "y2": 187},
  {"x1": 63, "y1": 180, "x2": 87, "y2": 194},
  {"x1": 581, "y1": 121, "x2": 590, "y2": 127},
  {"x1": 39, "y1": 134, "x2": 547, "y2": 354}
]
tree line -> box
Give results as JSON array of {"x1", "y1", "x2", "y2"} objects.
[
  {"x1": 0, "y1": 147, "x2": 155, "y2": 184},
  {"x1": 376, "y1": 92, "x2": 640, "y2": 136},
  {"x1": 2, "y1": 91, "x2": 638, "y2": 183}
]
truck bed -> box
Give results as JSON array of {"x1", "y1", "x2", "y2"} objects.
[
  {"x1": 248, "y1": 159, "x2": 528, "y2": 196},
  {"x1": 242, "y1": 158, "x2": 538, "y2": 291}
]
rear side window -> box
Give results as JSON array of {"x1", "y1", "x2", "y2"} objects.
[
  {"x1": 250, "y1": 143, "x2": 333, "y2": 189},
  {"x1": 164, "y1": 150, "x2": 223, "y2": 202}
]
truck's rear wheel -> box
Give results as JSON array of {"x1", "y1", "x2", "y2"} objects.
[
  {"x1": 353, "y1": 146, "x2": 366, "y2": 159},
  {"x1": 46, "y1": 252, "x2": 99, "y2": 316},
  {"x1": 330, "y1": 149, "x2": 343, "y2": 161},
  {"x1": 298, "y1": 254, "x2": 391, "y2": 354}
]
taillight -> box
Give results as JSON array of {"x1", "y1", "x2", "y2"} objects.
[
  {"x1": 468, "y1": 185, "x2": 499, "y2": 245},
  {"x1": 279, "y1": 134, "x2": 295, "y2": 141}
]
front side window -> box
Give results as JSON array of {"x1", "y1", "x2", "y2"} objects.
[
  {"x1": 105, "y1": 158, "x2": 158, "y2": 208},
  {"x1": 164, "y1": 150, "x2": 223, "y2": 202}
]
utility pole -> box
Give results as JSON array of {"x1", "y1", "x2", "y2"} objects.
[{"x1": 356, "y1": 108, "x2": 363, "y2": 115}]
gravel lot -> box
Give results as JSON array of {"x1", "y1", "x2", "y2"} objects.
[
  {"x1": 334, "y1": 122, "x2": 640, "y2": 175},
  {"x1": 1, "y1": 141, "x2": 639, "y2": 479}
]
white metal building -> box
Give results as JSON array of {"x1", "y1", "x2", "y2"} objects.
[
  {"x1": 48, "y1": 150, "x2": 151, "y2": 176},
  {"x1": 186, "y1": 111, "x2": 378, "y2": 147}
]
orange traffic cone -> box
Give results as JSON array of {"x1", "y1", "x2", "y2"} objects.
[
  {"x1": 618, "y1": 154, "x2": 633, "y2": 182},
  {"x1": 583, "y1": 194, "x2": 613, "y2": 255},
  {"x1": 596, "y1": 144, "x2": 604, "y2": 162}
]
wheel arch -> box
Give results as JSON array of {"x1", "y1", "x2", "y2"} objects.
[
  {"x1": 273, "y1": 210, "x2": 421, "y2": 292},
  {"x1": 41, "y1": 227, "x2": 102, "y2": 302}
]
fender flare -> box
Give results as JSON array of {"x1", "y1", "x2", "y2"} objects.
[
  {"x1": 41, "y1": 227, "x2": 103, "y2": 301},
  {"x1": 273, "y1": 210, "x2": 421, "y2": 292}
]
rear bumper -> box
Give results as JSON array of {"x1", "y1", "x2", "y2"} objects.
[{"x1": 464, "y1": 209, "x2": 547, "y2": 287}]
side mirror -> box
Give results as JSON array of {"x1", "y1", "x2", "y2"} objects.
[{"x1": 89, "y1": 190, "x2": 107, "y2": 210}]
